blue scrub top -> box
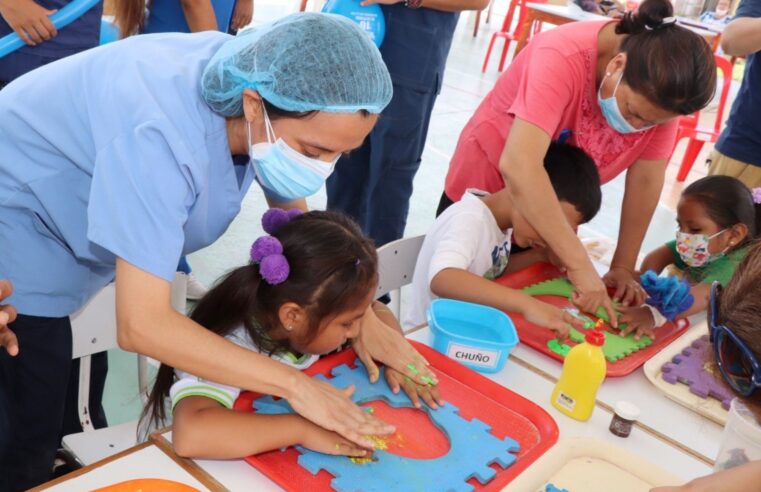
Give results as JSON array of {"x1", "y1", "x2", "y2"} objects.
[
  {"x1": 0, "y1": 0, "x2": 103, "y2": 83},
  {"x1": 715, "y1": 0, "x2": 761, "y2": 167},
  {"x1": 0, "y1": 32, "x2": 255, "y2": 317},
  {"x1": 143, "y1": 0, "x2": 237, "y2": 34}
]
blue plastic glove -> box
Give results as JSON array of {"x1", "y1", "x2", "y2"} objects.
[{"x1": 640, "y1": 270, "x2": 694, "y2": 321}]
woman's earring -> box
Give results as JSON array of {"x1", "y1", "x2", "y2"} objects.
[{"x1": 286, "y1": 325, "x2": 293, "y2": 332}]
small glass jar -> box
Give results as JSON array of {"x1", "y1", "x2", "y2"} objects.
[{"x1": 609, "y1": 401, "x2": 640, "y2": 438}]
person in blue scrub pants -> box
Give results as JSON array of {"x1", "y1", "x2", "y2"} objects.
[
  {"x1": 0, "y1": 13, "x2": 434, "y2": 490},
  {"x1": 326, "y1": 0, "x2": 488, "y2": 249}
]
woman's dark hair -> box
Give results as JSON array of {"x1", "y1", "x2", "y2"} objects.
[
  {"x1": 263, "y1": 99, "x2": 370, "y2": 120},
  {"x1": 141, "y1": 210, "x2": 378, "y2": 429},
  {"x1": 716, "y1": 240, "x2": 761, "y2": 410},
  {"x1": 682, "y1": 175, "x2": 761, "y2": 248},
  {"x1": 545, "y1": 142, "x2": 602, "y2": 224},
  {"x1": 615, "y1": 0, "x2": 716, "y2": 115}
]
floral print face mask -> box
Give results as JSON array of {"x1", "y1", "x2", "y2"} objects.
[{"x1": 676, "y1": 229, "x2": 727, "y2": 267}]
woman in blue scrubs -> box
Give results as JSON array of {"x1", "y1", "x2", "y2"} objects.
[{"x1": 0, "y1": 13, "x2": 432, "y2": 490}]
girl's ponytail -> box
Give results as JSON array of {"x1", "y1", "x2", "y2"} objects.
[{"x1": 140, "y1": 265, "x2": 275, "y2": 433}]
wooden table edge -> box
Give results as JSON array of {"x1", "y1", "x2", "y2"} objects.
[{"x1": 149, "y1": 429, "x2": 230, "y2": 492}]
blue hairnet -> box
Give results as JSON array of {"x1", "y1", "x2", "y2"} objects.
[{"x1": 201, "y1": 12, "x2": 392, "y2": 116}]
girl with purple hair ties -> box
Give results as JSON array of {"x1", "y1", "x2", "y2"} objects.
[{"x1": 141, "y1": 209, "x2": 442, "y2": 459}]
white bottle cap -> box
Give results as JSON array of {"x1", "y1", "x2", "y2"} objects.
[{"x1": 614, "y1": 401, "x2": 640, "y2": 421}]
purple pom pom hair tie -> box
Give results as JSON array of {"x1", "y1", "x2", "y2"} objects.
[
  {"x1": 250, "y1": 236, "x2": 290, "y2": 285},
  {"x1": 261, "y1": 207, "x2": 303, "y2": 235},
  {"x1": 752, "y1": 187, "x2": 761, "y2": 205},
  {"x1": 251, "y1": 208, "x2": 303, "y2": 285}
]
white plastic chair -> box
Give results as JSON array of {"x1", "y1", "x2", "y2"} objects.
[
  {"x1": 61, "y1": 273, "x2": 187, "y2": 466},
  {"x1": 375, "y1": 235, "x2": 425, "y2": 330}
]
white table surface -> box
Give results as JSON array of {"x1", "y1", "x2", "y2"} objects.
[
  {"x1": 499, "y1": 256, "x2": 724, "y2": 463},
  {"x1": 40, "y1": 445, "x2": 209, "y2": 492},
  {"x1": 408, "y1": 329, "x2": 714, "y2": 482},
  {"x1": 161, "y1": 431, "x2": 282, "y2": 492},
  {"x1": 505, "y1": 314, "x2": 724, "y2": 464}
]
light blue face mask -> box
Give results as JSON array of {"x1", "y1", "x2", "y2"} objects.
[
  {"x1": 597, "y1": 73, "x2": 653, "y2": 134},
  {"x1": 248, "y1": 105, "x2": 338, "y2": 202}
]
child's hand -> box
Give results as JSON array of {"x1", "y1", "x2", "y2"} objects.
[
  {"x1": 385, "y1": 367, "x2": 443, "y2": 410},
  {"x1": 301, "y1": 421, "x2": 372, "y2": 458},
  {"x1": 619, "y1": 306, "x2": 656, "y2": 340},
  {"x1": 354, "y1": 308, "x2": 437, "y2": 386},
  {"x1": 523, "y1": 299, "x2": 581, "y2": 340}
]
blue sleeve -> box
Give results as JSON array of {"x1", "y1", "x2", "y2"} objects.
[
  {"x1": 736, "y1": 0, "x2": 761, "y2": 18},
  {"x1": 87, "y1": 120, "x2": 197, "y2": 282}
]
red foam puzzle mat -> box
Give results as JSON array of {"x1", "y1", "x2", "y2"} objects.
[
  {"x1": 233, "y1": 341, "x2": 559, "y2": 491},
  {"x1": 496, "y1": 262, "x2": 690, "y2": 377}
]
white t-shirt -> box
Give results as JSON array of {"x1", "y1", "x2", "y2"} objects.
[
  {"x1": 169, "y1": 326, "x2": 319, "y2": 410},
  {"x1": 404, "y1": 191, "x2": 512, "y2": 329}
]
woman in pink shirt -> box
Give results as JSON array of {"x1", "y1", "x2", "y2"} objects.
[{"x1": 441, "y1": 0, "x2": 716, "y2": 321}]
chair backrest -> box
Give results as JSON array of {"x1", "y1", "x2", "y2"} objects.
[
  {"x1": 376, "y1": 235, "x2": 425, "y2": 297},
  {"x1": 70, "y1": 274, "x2": 187, "y2": 359},
  {"x1": 713, "y1": 54, "x2": 734, "y2": 134},
  {"x1": 70, "y1": 274, "x2": 187, "y2": 430},
  {"x1": 70, "y1": 284, "x2": 118, "y2": 359},
  {"x1": 376, "y1": 235, "x2": 425, "y2": 321}
]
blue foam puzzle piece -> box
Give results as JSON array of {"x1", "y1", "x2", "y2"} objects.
[
  {"x1": 545, "y1": 484, "x2": 570, "y2": 492},
  {"x1": 253, "y1": 360, "x2": 520, "y2": 492}
]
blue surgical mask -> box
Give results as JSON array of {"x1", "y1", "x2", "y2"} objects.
[
  {"x1": 598, "y1": 73, "x2": 653, "y2": 134},
  {"x1": 248, "y1": 105, "x2": 338, "y2": 202}
]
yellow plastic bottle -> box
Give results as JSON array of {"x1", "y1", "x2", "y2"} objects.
[{"x1": 551, "y1": 329, "x2": 607, "y2": 421}]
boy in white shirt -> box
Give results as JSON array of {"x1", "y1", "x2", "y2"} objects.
[{"x1": 405, "y1": 143, "x2": 601, "y2": 334}]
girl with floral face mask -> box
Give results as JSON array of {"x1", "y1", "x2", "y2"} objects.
[{"x1": 619, "y1": 176, "x2": 761, "y2": 340}]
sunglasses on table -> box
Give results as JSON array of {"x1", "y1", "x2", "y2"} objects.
[{"x1": 709, "y1": 281, "x2": 761, "y2": 397}]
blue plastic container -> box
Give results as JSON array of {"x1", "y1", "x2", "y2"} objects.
[{"x1": 427, "y1": 299, "x2": 519, "y2": 374}]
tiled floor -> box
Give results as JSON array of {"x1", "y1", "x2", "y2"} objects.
[{"x1": 102, "y1": 0, "x2": 731, "y2": 425}]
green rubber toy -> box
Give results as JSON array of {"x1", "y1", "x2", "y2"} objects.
[
  {"x1": 522, "y1": 277, "x2": 621, "y2": 324},
  {"x1": 568, "y1": 326, "x2": 651, "y2": 362},
  {"x1": 547, "y1": 339, "x2": 572, "y2": 357}
]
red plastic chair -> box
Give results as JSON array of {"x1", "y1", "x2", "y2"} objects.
[
  {"x1": 482, "y1": 0, "x2": 546, "y2": 72},
  {"x1": 674, "y1": 55, "x2": 734, "y2": 182}
]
